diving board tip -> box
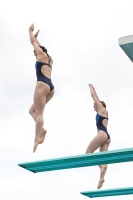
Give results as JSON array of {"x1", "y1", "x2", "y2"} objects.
[
  {"x1": 18, "y1": 147, "x2": 133, "y2": 173},
  {"x1": 81, "y1": 187, "x2": 133, "y2": 198},
  {"x1": 119, "y1": 35, "x2": 133, "y2": 62}
]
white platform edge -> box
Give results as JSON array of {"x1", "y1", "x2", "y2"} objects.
[{"x1": 119, "y1": 35, "x2": 133, "y2": 45}]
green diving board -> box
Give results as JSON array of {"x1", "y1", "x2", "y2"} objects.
[
  {"x1": 80, "y1": 187, "x2": 133, "y2": 198},
  {"x1": 18, "y1": 147, "x2": 133, "y2": 173},
  {"x1": 119, "y1": 35, "x2": 133, "y2": 62}
]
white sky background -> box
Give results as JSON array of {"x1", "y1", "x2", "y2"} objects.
[{"x1": 1, "y1": 0, "x2": 133, "y2": 199}]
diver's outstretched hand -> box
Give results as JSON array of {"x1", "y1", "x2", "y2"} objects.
[
  {"x1": 88, "y1": 84, "x2": 94, "y2": 88},
  {"x1": 29, "y1": 23, "x2": 35, "y2": 32},
  {"x1": 34, "y1": 30, "x2": 40, "y2": 38}
]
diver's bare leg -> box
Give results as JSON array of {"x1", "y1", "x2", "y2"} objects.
[{"x1": 97, "y1": 138, "x2": 111, "y2": 189}]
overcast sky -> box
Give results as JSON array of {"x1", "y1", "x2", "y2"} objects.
[{"x1": 1, "y1": 0, "x2": 133, "y2": 199}]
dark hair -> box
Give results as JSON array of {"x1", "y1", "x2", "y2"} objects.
[
  {"x1": 100, "y1": 101, "x2": 106, "y2": 108},
  {"x1": 39, "y1": 46, "x2": 48, "y2": 54}
]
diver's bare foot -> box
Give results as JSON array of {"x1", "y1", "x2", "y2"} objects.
[
  {"x1": 97, "y1": 178, "x2": 105, "y2": 189},
  {"x1": 33, "y1": 129, "x2": 47, "y2": 152},
  {"x1": 97, "y1": 165, "x2": 107, "y2": 189},
  {"x1": 39, "y1": 129, "x2": 47, "y2": 144},
  {"x1": 33, "y1": 140, "x2": 40, "y2": 153}
]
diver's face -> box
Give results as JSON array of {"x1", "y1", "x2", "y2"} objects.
[{"x1": 33, "y1": 50, "x2": 37, "y2": 58}]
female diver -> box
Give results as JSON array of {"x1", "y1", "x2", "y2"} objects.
[
  {"x1": 28, "y1": 24, "x2": 55, "y2": 153},
  {"x1": 86, "y1": 84, "x2": 111, "y2": 189}
]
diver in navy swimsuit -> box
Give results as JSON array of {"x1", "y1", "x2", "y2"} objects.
[
  {"x1": 96, "y1": 113, "x2": 110, "y2": 139},
  {"x1": 28, "y1": 24, "x2": 55, "y2": 153},
  {"x1": 35, "y1": 60, "x2": 54, "y2": 91},
  {"x1": 85, "y1": 84, "x2": 111, "y2": 190}
]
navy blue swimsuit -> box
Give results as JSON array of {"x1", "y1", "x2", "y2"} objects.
[
  {"x1": 35, "y1": 61, "x2": 54, "y2": 91},
  {"x1": 96, "y1": 113, "x2": 110, "y2": 139}
]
